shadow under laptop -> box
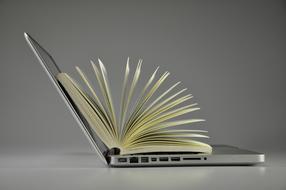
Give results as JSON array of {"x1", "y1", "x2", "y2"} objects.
[
  {"x1": 103, "y1": 165, "x2": 267, "y2": 190},
  {"x1": 0, "y1": 150, "x2": 106, "y2": 168},
  {"x1": 0, "y1": 150, "x2": 272, "y2": 190}
]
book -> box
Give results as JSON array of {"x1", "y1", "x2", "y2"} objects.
[{"x1": 57, "y1": 58, "x2": 212, "y2": 155}]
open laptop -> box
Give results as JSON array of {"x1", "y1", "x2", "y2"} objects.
[{"x1": 24, "y1": 33, "x2": 265, "y2": 167}]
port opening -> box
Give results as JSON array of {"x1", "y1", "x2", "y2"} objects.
[
  {"x1": 183, "y1": 157, "x2": 201, "y2": 160},
  {"x1": 130, "y1": 157, "x2": 139, "y2": 163},
  {"x1": 118, "y1": 158, "x2": 127, "y2": 163},
  {"x1": 159, "y1": 157, "x2": 169, "y2": 162},
  {"x1": 171, "y1": 157, "x2": 180, "y2": 161},
  {"x1": 151, "y1": 158, "x2": 157, "y2": 162},
  {"x1": 141, "y1": 157, "x2": 149, "y2": 163}
]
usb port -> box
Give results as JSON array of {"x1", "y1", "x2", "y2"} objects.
[
  {"x1": 159, "y1": 157, "x2": 168, "y2": 162},
  {"x1": 130, "y1": 157, "x2": 139, "y2": 163},
  {"x1": 141, "y1": 157, "x2": 149, "y2": 163},
  {"x1": 118, "y1": 158, "x2": 127, "y2": 162},
  {"x1": 171, "y1": 157, "x2": 180, "y2": 161},
  {"x1": 151, "y1": 158, "x2": 157, "y2": 161}
]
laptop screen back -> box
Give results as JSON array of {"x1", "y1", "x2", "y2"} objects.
[{"x1": 24, "y1": 33, "x2": 108, "y2": 164}]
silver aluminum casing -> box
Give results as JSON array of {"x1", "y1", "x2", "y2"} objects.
[{"x1": 109, "y1": 145, "x2": 265, "y2": 167}]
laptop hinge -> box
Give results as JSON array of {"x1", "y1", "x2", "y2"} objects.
[{"x1": 104, "y1": 147, "x2": 121, "y2": 164}]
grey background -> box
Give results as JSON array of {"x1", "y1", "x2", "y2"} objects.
[
  {"x1": 1, "y1": 0, "x2": 286, "y2": 155},
  {"x1": 1, "y1": 1, "x2": 286, "y2": 190}
]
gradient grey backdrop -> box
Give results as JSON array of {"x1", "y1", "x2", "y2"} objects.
[{"x1": 0, "y1": 0, "x2": 285, "y2": 156}]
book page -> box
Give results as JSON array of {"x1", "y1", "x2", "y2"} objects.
[{"x1": 57, "y1": 60, "x2": 212, "y2": 155}]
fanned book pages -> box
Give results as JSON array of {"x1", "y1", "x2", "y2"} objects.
[{"x1": 57, "y1": 58, "x2": 212, "y2": 155}]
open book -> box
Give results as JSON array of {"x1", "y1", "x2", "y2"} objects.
[{"x1": 57, "y1": 58, "x2": 212, "y2": 155}]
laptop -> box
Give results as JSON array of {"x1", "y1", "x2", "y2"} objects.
[{"x1": 24, "y1": 33, "x2": 265, "y2": 167}]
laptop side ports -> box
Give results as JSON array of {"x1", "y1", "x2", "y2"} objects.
[
  {"x1": 117, "y1": 158, "x2": 127, "y2": 163},
  {"x1": 171, "y1": 157, "x2": 180, "y2": 161},
  {"x1": 159, "y1": 157, "x2": 169, "y2": 162},
  {"x1": 141, "y1": 157, "x2": 149, "y2": 163}
]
